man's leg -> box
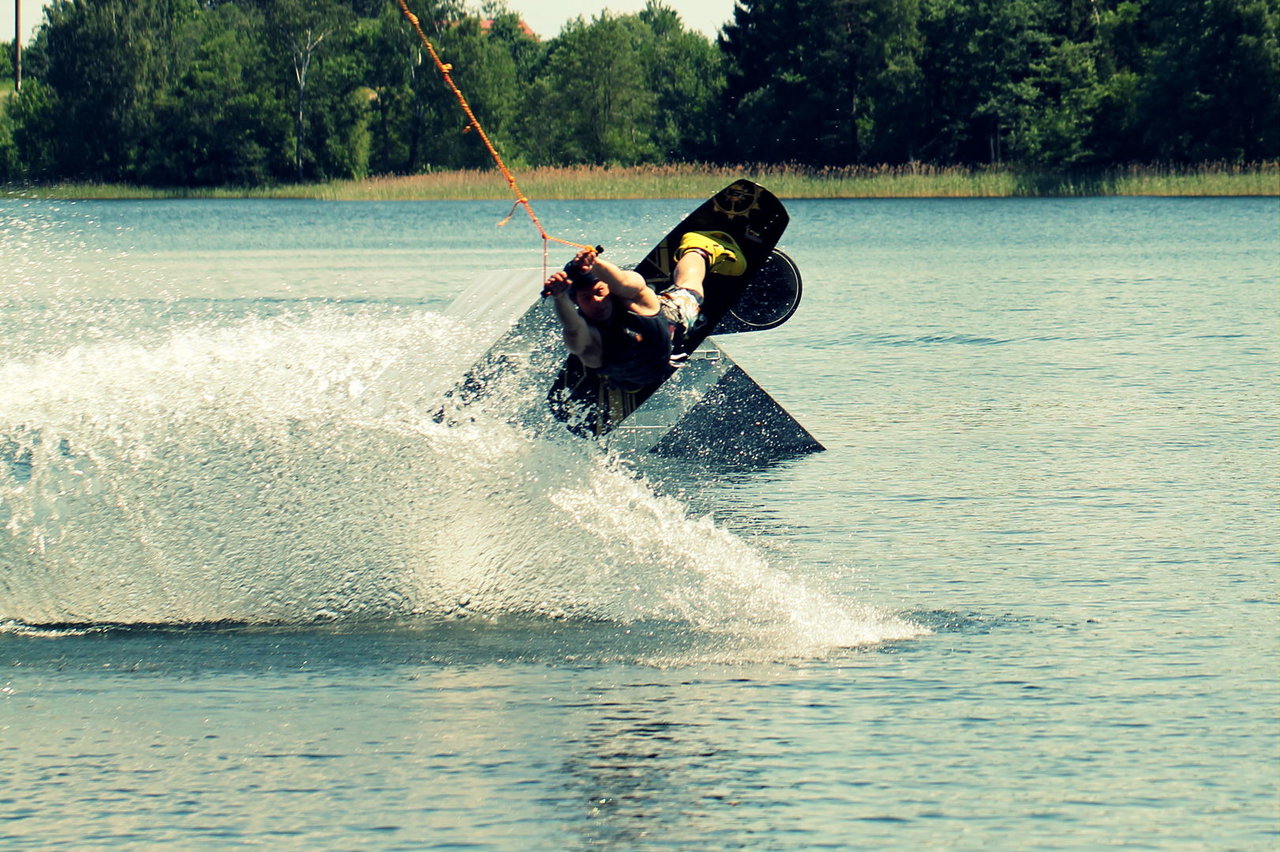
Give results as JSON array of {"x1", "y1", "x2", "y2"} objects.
[
  {"x1": 666, "y1": 231, "x2": 746, "y2": 335},
  {"x1": 672, "y1": 249, "x2": 709, "y2": 300},
  {"x1": 673, "y1": 232, "x2": 748, "y2": 300}
]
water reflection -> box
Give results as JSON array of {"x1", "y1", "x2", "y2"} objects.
[{"x1": 562, "y1": 683, "x2": 714, "y2": 848}]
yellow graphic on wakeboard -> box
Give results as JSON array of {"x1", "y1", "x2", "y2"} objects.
[{"x1": 712, "y1": 183, "x2": 762, "y2": 219}]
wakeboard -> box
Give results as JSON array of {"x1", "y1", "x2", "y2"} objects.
[{"x1": 547, "y1": 180, "x2": 799, "y2": 438}]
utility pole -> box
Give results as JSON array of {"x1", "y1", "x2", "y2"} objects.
[{"x1": 14, "y1": 0, "x2": 21, "y2": 92}]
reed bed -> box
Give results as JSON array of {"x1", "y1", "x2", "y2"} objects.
[{"x1": 11, "y1": 161, "x2": 1277, "y2": 201}]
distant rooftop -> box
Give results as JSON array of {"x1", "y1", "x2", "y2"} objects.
[{"x1": 479, "y1": 18, "x2": 538, "y2": 40}]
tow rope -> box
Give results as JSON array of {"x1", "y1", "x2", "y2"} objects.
[{"x1": 394, "y1": 1, "x2": 598, "y2": 273}]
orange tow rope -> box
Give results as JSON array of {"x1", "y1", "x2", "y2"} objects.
[{"x1": 393, "y1": 1, "x2": 596, "y2": 273}]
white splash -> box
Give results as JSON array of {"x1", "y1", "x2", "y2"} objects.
[{"x1": 0, "y1": 304, "x2": 921, "y2": 657}]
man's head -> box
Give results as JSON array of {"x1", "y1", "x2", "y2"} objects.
[{"x1": 571, "y1": 278, "x2": 612, "y2": 321}]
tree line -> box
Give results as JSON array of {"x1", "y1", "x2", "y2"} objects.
[{"x1": 0, "y1": 0, "x2": 1275, "y2": 186}]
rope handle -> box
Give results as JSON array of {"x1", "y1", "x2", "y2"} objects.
[{"x1": 539, "y1": 245, "x2": 607, "y2": 297}]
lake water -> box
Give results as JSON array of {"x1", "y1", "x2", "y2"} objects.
[{"x1": 1, "y1": 194, "x2": 1276, "y2": 849}]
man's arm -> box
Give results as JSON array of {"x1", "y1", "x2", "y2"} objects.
[
  {"x1": 575, "y1": 251, "x2": 660, "y2": 314},
  {"x1": 544, "y1": 271, "x2": 603, "y2": 368}
]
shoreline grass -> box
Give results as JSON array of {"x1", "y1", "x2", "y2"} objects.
[{"x1": 7, "y1": 161, "x2": 1277, "y2": 201}]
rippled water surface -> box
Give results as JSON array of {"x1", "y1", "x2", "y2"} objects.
[{"x1": 1, "y1": 195, "x2": 1276, "y2": 848}]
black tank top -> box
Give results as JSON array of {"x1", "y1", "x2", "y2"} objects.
[{"x1": 588, "y1": 305, "x2": 675, "y2": 389}]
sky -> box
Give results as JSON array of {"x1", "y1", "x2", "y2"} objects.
[
  {"x1": 512, "y1": 1, "x2": 737, "y2": 39},
  {"x1": 2, "y1": 1, "x2": 738, "y2": 44},
  {"x1": 2, "y1": 0, "x2": 45, "y2": 45}
]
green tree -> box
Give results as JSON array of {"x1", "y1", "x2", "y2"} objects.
[
  {"x1": 303, "y1": 41, "x2": 374, "y2": 179},
  {"x1": 1086, "y1": 0, "x2": 1147, "y2": 163},
  {"x1": 417, "y1": 15, "x2": 523, "y2": 170},
  {"x1": 1138, "y1": 0, "x2": 1280, "y2": 161},
  {"x1": 363, "y1": 3, "x2": 426, "y2": 173},
  {"x1": 261, "y1": 0, "x2": 352, "y2": 181},
  {"x1": 638, "y1": 0, "x2": 725, "y2": 160},
  {"x1": 914, "y1": 0, "x2": 1054, "y2": 164},
  {"x1": 1013, "y1": 0, "x2": 1109, "y2": 167},
  {"x1": 8, "y1": 0, "x2": 1273, "y2": 184},
  {"x1": 1020, "y1": 36, "x2": 1105, "y2": 166},
  {"x1": 140, "y1": 2, "x2": 289, "y2": 184},
  {"x1": 0, "y1": 121, "x2": 17, "y2": 181},
  {"x1": 480, "y1": 1, "x2": 544, "y2": 85},
  {"x1": 720, "y1": 0, "x2": 924, "y2": 165},
  {"x1": 19, "y1": 0, "x2": 200, "y2": 180},
  {"x1": 363, "y1": 0, "x2": 469, "y2": 174},
  {"x1": 0, "y1": 40, "x2": 14, "y2": 181},
  {"x1": 520, "y1": 13, "x2": 659, "y2": 165},
  {"x1": 0, "y1": 104, "x2": 18, "y2": 182},
  {"x1": 7, "y1": 78, "x2": 58, "y2": 177}
]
